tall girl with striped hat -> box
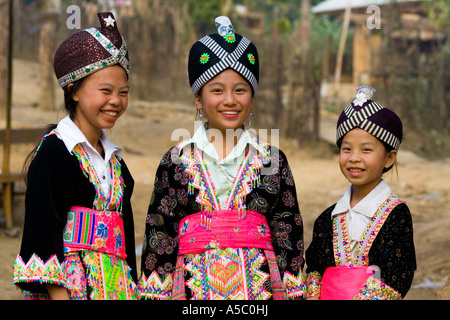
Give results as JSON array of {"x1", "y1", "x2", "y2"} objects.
[{"x1": 137, "y1": 16, "x2": 305, "y2": 300}]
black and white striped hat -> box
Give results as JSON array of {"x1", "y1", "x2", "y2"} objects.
[
  {"x1": 336, "y1": 86, "x2": 403, "y2": 150},
  {"x1": 188, "y1": 16, "x2": 259, "y2": 96}
]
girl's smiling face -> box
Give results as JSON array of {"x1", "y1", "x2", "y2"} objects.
[
  {"x1": 339, "y1": 128, "x2": 397, "y2": 195},
  {"x1": 195, "y1": 68, "x2": 254, "y2": 134},
  {"x1": 71, "y1": 65, "x2": 129, "y2": 137}
]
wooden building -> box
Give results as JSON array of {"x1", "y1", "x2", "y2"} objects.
[{"x1": 311, "y1": 0, "x2": 445, "y2": 86}]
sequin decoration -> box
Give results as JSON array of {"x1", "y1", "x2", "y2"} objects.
[
  {"x1": 57, "y1": 27, "x2": 130, "y2": 87},
  {"x1": 353, "y1": 276, "x2": 402, "y2": 300}
]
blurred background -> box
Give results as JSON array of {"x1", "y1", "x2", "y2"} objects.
[
  {"x1": 1, "y1": 0, "x2": 449, "y2": 157},
  {"x1": 0, "y1": 0, "x2": 449, "y2": 300}
]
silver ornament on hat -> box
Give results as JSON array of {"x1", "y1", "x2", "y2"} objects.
[
  {"x1": 353, "y1": 86, "x2": 376, "y2": 107},
  {"x1": 215, "y1": 16, "x2": 235, "y2": 36}
]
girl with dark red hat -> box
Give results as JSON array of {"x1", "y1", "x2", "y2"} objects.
[
  {"x1": 305, "y1": 86, "x2": 416, "y2": 300},
  {"x1": 137, "y1": 16, "x2": 305, "y2": 300},
  {"x1": 12, "y1": 12, "x2": 137, "y2": 300}
]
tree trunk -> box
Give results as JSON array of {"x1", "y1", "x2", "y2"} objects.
[
  {"x1": 0, "y1": 0, "x2": 12, "y2": 122},
  {"x1": 38, "y1": 20, "x2": 56, "y2": 110}
]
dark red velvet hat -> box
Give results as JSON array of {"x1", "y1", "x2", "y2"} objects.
[{"x1": 54, "y1": 12, "x2": 130, "y2": 88}]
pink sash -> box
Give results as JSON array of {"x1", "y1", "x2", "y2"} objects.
[
  {"x1": 63, "y1": 206, "x2": 127, "y2": 259},
  {"x1": 178, "y1": 210, "x2": 273, "y2": 254},
  {"x1": 320, "y1": 266, "x2": 379, "y2": 300},
  {"x1": 173, "y1": 210, "x2": 286, "y2": 300}
]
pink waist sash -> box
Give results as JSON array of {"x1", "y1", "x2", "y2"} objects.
[
  {"x1": 173, "y1": 210, "x2": 287, "y2": 300},
  {"x1": 178, "y1": 210, "x2": 273, "y2": 255},
  {"x1": 320, "y1": 266, "x2": 379, "y2": 300},
  {"x1": 63, "y1": 206, "x2": 127, "y2": 259}
]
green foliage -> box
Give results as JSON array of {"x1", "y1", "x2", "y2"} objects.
[{"x1": 423, "y1": 0, "x2": 450, "y2": 30}]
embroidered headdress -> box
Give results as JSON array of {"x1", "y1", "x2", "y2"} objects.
[
  {"x1": 54, "y1": 12, "x2": 130, "y2": 88},
  {"x1": 188, "y1": 16, "x2": 259, "y2": 95},
  {"x1": 336, "y1": 86, "x2": 403, "y2": 150}
]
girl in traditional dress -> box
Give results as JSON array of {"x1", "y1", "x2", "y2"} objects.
[
  {"x1": 305, "y1": 86, "x2": 416, "y2": 300},
  {"x1": 12, "y1": 12, "x2": 137, "y2": 300},
  {"x1": 137, "y1": 16, "x2": 305, "y2": 300}
]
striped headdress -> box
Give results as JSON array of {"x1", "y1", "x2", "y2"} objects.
[
  {"x1": 336, "y1": 86, "x2": 403, "y2": 150},
  {"x1": 188, "y1": 16, "x2": 259, "y2": 95}
]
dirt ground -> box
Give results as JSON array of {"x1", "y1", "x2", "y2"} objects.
[{"x1": 0, "y1": 60, "x2": 449, "y2": 300}]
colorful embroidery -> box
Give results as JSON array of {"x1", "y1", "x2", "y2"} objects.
[
  {"x1": 306, "y1": 271, "x2": 322, "y2": 299},
  {"x1": 138, "y1": 271, "x2": 173, "y2": 300},
  {"x1": 353, "y1": 276, "x2": 402, "y2": 300},
  {"x1": 63, "y1": 207, "x2": 127, "y2": 259},
  {"x1": 325, "y1": 194, "x2": 405, "y2": 300},
  {"x1": 180, "y1": 147, "x2": 220, "y2": 226},
  {"x1": 333, "y1": 194, "x2": 404, "y2": 266},
  {"x1": 225, "y1": 150, "x2": 264, "y2": 220},
  {"x1": 12, "y1": 254, "x2": 66, "y2": 287},
  {"x1": 82, "y1": 251, "x2": 136, "y2": 300},
  {"x1": 353, "y1": 196, "x2": 405, "y2": 266},
  {"x1": 178, "y1": 141, "x2": 271, "y2": 224},
  {"x1": 185, "y1": 248, "x2": 271, "y2": 300},
  {"x1": 283, "y1": 270, "x2": 306, "y2": 299},
  {"x1": 72, "y1": 143, "x2": 124, "y2": 212},
  {"x1": 61, "y1": 252, "x2": 88, "y2": 299},
  {"x1": 333, "y1": 212, "x2": 352, "y2": 266}
]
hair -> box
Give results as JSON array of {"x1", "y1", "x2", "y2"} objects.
[{"x1": 22, "y1": 78, "x2": 86, "y2": 180}]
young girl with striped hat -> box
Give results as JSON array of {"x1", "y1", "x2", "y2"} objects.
[{"x1": 305, "y1": 86, "x2": 416, "y2": 300}]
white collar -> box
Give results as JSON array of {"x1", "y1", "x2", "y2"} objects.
[
  {"x1": 177, "y1": 122, "x2": 267, "y2": 163},
  {"x1": 57, "y1": 115, "x2": 122, "y2": 160},
  {"x1": 331, "y1": 179, "x2": 393, "y2": 218}
]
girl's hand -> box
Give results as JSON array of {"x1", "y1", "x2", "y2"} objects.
[{"x1": 46, "y1": 284, "x2": 70, "y2": 300}]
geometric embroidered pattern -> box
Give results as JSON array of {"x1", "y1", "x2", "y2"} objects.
[
  {"x1": 333, "y1": 194, "x2": 404, "y2": 267},
  {"x1": 185, "y1": 248, "x2": 271, "y2": 300},
  {"x1": 12, "y1": 254, "x2": 66, "y2": 287},
  {"x1": 353, "y1": 276, "x2": 402, "y2": 300},
  {"x1": 283, "y1": 270, "x2": 307, "y2": 299},
  {"x1": 137, "y1": 271, "x2": 173, "y2": 300}
]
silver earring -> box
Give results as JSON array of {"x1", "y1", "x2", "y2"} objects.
[
  {"x1": 199, "y1": 109, "x2": 203, "y2": 122},
  {"x1": 249, "y1": 112, "x2": 253, "y2": 127}
]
